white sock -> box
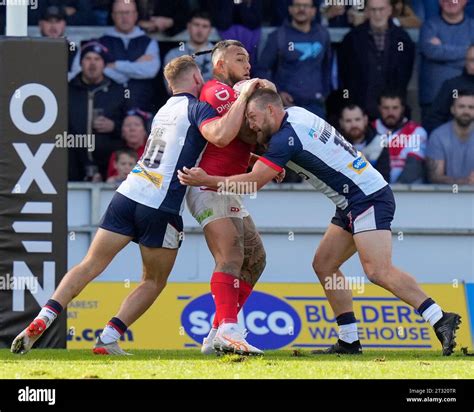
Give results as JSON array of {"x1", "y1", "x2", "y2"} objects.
[
  {"x1": 100, "y1": 325, "x2": 122, "y2": 344},
  {"x1": 339, "y1": 323, "x2": 358, "y2": 344},
  {"x1": 219, "y1": 322, "x2": 238, "y2": 334},
  {"x1": 422, "y1": 303, "x2": 443, "y2": 326},
  {"x1": 37, "y1": 307, "x2": 58, "y2": 328}
]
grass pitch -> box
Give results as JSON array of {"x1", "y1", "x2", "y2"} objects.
[{"x1": 0, "y1": 349, "x2": 473, "y2": 379}]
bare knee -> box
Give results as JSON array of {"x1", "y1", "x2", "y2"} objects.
[
  {"x1": 364, "y1": 265, "x2": 392, "y2": 287},
  {"x1": 312, "y1": 254, "x2": 338, "y2": 280},
  {"x1": 142, "y1": 276, "x2": 167, "y2": 295}
]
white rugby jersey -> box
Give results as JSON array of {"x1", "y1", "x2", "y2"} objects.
[
  {"x1": 117, "y1": 93, "x2": 218, "y2": 213},
  {"x1": 259, "y1": 107, "x2": 388, "y2": 209}
]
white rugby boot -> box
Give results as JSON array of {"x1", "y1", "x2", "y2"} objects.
[
  {"x1": 201, "y1": 328, "x2": 218, "y2": 355},
  {"x1": 11, "y1": 318, "x2": 48, "y2": 354},
  {"x1": 213, "y1": 323, "x2": 263, "y2": 356}
]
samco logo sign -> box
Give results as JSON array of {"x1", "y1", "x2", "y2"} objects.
[{"x1": 181, "y1": 291, "x2": 302, "y2": 349}]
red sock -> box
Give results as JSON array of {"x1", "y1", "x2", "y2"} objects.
[
  {"x1": 238, "y1": 279, "x2": 253, "y2": 312},
  {"x1": 211, "y1": 272, "x2": 239, "y2": 325}
]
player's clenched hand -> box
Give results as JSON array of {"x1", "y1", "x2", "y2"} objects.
[
  {"x1": 239, "y1": 78, "x2": 265, "y2": 100},
  {"x1": 259, "y1": 79, "x2": 277, "y2": 93},
  {"x1": 274, "y1": 168, "x2": 286, "y2": 183},
  {"x1": 178, "y1": 167, "x2": 209, "y2": 187}
]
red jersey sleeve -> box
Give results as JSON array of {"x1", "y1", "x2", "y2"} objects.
[{"x1": 199, "y1": 79, "x2": 238, "y2": 116}]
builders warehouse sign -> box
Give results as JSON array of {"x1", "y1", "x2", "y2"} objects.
[
  {"x1": 67, "y1": 283, "x2": 472, "y2": 350},
  {"x1": 0, "y1": 38, "x2": 68, "y2": 348}
]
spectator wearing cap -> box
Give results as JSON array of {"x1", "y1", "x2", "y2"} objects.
[
  {"x1": 69, "y1": 41, "x2": 128, "y2": 181},
  {"x1": 339, "y1": 104, "x2": 391, "y2": 182},
  {"x1": 30, "y1": 0, "x2": 93, "y2": 26},
  {"x1": 107, "y1": 109, "x2": 150, "y2": 179},
  {"x1": 39, "y1": 6, "x2": 78, "y2": 80},
  {"x1": 373, "y1": 90, "x2": 427, "y2": 183},
  {"x1": 419, "y1": 0, "x2": 474, "y2": 121},
  {"x1": 70, "y1": 0, "x2": 160, "y2": 112},
  {"x1": 138, "y1": 0, "x2": 189, "y2": 36},
  {"x1": 427, "y1": 91, "x2": 474, "y2": 184},
  {"x1": 424, "y1": 45, "x2": 474, "y2": 133},
  {"x1": 256, "y1": 0, "x2": 331, "y2": 118},
  {"x1": 338, "y1": 0, "x2": 415, "y2": 120},
  {"x1": 164, "y1": 10, "x2": 214, "y2": 90}
]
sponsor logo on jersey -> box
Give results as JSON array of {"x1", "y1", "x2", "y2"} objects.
[
  {"x1": 215, "y1": 88, "x2": 231, "y2": 101},
  {"x1": 196, "y1": 208, "x2": 214, "y2": 224},
  {"x1": 181, "y1": 291, "x2": 302, "y2": 349},
  {"x1": 215, "y1": 101, "x2": 234, "y2": 114},
  {"x1": 308, "y1": 127, "x2": 318, "y2": 139},
  {"x1": 132, "y1": 165, "x2": 164, "y2": 188},
  {"x1": 348, "y1": 155, "x2": 368, "y2": 174},
  {"x1": 230, "y1": 206, "x2": 240, "y2": 213}
]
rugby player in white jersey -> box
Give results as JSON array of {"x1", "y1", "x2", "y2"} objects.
[
  {"x1": 179, "y1": 89, "x2": 462, "y2": 356},
  {"x1": 10, "y1": 56, "x2": 264, "y2": 355}
]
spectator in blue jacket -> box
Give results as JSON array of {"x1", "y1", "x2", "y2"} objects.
[
  {"x1": 424, "y1": 45, "x2": 474, "y2": 133},
  {"x1": 256, "y1": 0, "x2": 331, "y2": 117},
  {"x1": 99, "y1": 0, "x2": 160, "y2": 111},
  {"x1": 412, "y1": 0, "x2": 474, "y2": 21},
  {"x1": 419, "y1": 0, "x2": 474, "y2": 121},
  {"x1": 70, "y1": 0, "x2": 161, "y2": 111}
]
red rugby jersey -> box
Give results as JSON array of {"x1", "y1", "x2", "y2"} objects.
[{"x1": 199, "y1": 79, "x2": 252, "y2": 177}]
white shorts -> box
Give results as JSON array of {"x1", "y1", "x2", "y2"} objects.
[{"x1": 186, "y1": 186, "x2": 249, "y2": 227}]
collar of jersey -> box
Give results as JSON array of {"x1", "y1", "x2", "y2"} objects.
[{"x1": 173, "y1": 92, "x2": 196, "y2": 99}]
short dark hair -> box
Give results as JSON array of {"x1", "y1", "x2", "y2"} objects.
[
  {"x1": 452, "y1": 89, "x2": 474, "y2": 106},
  {"x1": 211, "y1": 40, "x2": 246, "y2": 63},
  {"x1": 189, "y1": 10, "x2": 211, "y2": 23},
  {"x1": 115, "y1": 148, "x2": 138, "y2": 162},
  {"x1": 378, "y1": 90, "x2": 406, "y2": 106},
  {"x1": 340, "y1": 104, "x2": 366, "y2": 118},
  {"x1": 247, "y1": 88, "x2": 284, "y2": 109}
]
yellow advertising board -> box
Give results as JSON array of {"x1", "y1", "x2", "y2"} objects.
[{"x1": 67, "y1": 282, "x2": 472, "y2": 350}]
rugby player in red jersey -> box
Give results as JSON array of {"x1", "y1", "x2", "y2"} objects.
[{"x1": 187, "y1": 40, "x2": 279, "y2": 356}]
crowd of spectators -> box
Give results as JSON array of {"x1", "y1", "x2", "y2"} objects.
[{"x1": 0, "y1": 0, "x2": 473, "y2": 185}]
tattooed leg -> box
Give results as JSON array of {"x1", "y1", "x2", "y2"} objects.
[{"x1": 240, "y1": 216, "x2": 266, "y2": 287}]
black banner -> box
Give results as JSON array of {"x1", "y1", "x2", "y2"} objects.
[
  {"x1": 0, "y1": 379, "x2": 472, "y2": 408},
  {"x1": 0, "y1": 37, "x2": 68, "y2": 348}
]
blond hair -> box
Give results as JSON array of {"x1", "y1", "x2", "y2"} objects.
[{"x1": 164, "y1": 56, "x2": 199, "y2": 89}]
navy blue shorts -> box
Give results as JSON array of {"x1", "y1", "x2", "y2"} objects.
[
  {"x1": 100, "y1": 192, "x2": 183, "y2": 249},
  {"x1": 331, "y1": 186, "x2": 396, "y2": 235}
]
